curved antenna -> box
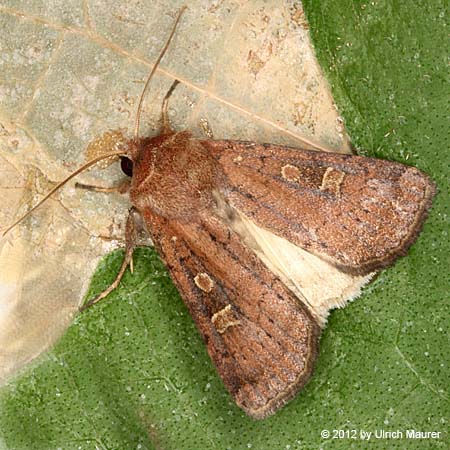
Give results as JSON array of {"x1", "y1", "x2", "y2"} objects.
[
  {"x1": 4, "y1": 7, "x2": 187, "y2": 238},
  {"x1": 2, "y1": 150, "x2": 125, "y2": 237},
  {"x1": 134, "y1": 5, "x2": 187, "y2": 141}
]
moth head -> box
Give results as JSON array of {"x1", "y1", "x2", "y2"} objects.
[
  {"x1": 121, "y1": 136, "x2": 161, "y2": 184},
  {"x1": 121, "y1": 135, "x2": 162, "y2": 177},
  {"x1": 125, "y1": 131, "x2": 182, "y2": 179}
]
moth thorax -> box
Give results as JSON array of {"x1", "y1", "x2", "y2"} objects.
[{"x1": 129, "y1": 133, "x2": 222, "y2": 220}]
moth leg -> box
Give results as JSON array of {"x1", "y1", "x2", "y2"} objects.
[
  {"x1": 75, "y1": 179, "x2": 130, "y2": 194},
  {"x1": 161, "y1": 80, "x2": 180, "y2": 133},
  {"x1": 79, "y1": 208, "x2": 141, "y2": 312}
]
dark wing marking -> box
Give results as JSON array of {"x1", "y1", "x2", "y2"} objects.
[
  {"x1": 204, "y1": 140, "x2": 435, "y2": 274},
  {"x1": 141, "y1": 208, "x2": 320, "y2": 419}
]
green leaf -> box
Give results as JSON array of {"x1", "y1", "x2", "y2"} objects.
[{"x1": 0, "y1": 1, "x2": 448, "y2": 449}]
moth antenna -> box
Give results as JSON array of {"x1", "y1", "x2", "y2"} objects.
[
  {"x1": 134, "y1": 5, "x2": 187, "y2": 141},
  {"x1": 161, "y1": 79, "x2": 180, "y2": 133},
  {"x1": 2, "y1": 151, "x2": 125, "y2": 237}
]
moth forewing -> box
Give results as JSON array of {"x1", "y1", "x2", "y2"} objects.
[
  {"x1": 205, "y1": 140, "x2": 436, "y2": 275},
  {"x1": 140, "y1": 206, "x2": 321, "y2": 419}
]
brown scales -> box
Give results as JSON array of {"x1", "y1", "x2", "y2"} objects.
[
  {"x1": 141, "y1": 205, "x2": 320, "y2": 418},
  {"x1": 205, "y1": 140, "x2": 435, "y2": 275},
  {"x1": 107, "y1": 129, "x2": 435, "y2": 419}
]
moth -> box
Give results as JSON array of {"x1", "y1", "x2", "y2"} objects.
[{"x1": 0, "y1": 7, "x2": 435, "y2": 419}]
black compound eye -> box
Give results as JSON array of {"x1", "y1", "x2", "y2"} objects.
[{"x1": 120, "y1": 156, "x2": 133, "y2": 177}]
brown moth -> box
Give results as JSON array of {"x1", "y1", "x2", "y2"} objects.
[
  {"x1": 1, "y1": 6, "x2": 435, "y2": 420},
  {"x1": 81, "y1": 8, "x2": 434, "y2": 418},
  {"x1": 109, "y1": 126, "x2": 435, "y2": 420}
]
